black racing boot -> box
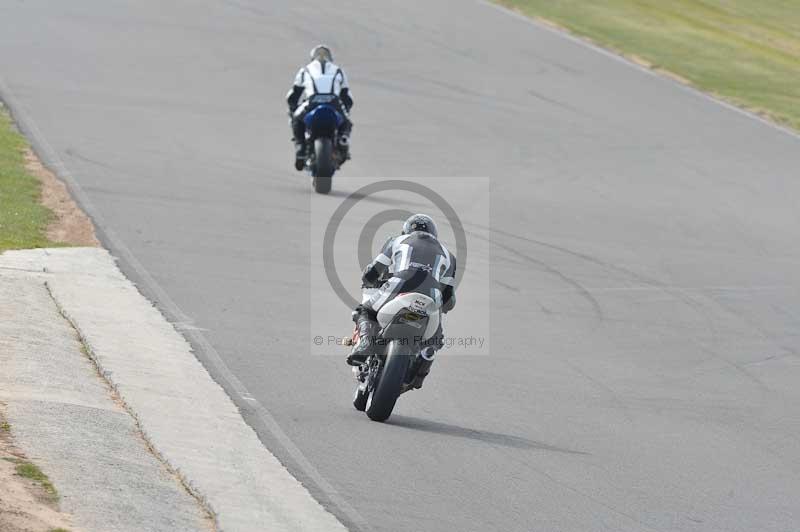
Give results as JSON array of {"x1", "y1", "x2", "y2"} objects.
[
  {"x1": 294, "y1": 140, "x2": 306, "y2": 171},
  {"x1": 291, "y1": 116, "x2": 307, "y2": 171},
  {"x1": 346, "y1": 311, "x2": 379, "y2": 366}
]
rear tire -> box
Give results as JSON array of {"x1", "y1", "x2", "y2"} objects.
[
  {"x1": 312, "y1": 138, "x2": 334, "y2": 194},
  {"x1": 365, "y1": 342, "x2": 411, "y2": 422}
]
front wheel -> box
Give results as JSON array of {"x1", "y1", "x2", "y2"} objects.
[
  {"x1": 365, "y1": 341, "x2": 411, "y2": 422},
  {"x1": 312, "y1": 138, "x2": 334, "y2": 194}
]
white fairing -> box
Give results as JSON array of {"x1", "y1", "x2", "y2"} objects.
[{"x1": 376, "y1": 293, "x2": 441, "y2": 342}]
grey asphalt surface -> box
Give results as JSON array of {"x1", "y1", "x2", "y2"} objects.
[{"x1": 3, "y1": 1, "x2": 800, "y2": 531}]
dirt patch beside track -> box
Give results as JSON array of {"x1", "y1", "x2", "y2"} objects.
[
  {"x1": 0, "y1": 407, "x2": 78, "y2": 532},
  {"x1": 25, "y1": 149, "x2": 98, "y2": 247}
]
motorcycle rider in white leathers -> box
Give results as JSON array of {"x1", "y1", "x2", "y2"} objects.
[
  {"x1": 347, "y1": 214, "x2": 457, "y2": 389},
  {"x1": 286, "y1": 45, "x2": 353, "y2": 171}
]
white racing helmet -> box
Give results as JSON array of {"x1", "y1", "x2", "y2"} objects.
[{"x1": 309, "y1": 44, "x2": 333, "y2": 63}]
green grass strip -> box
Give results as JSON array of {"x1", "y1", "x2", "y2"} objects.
[
  {"x1": 497, "y1": 0, "x2": 800, "y2": 130},
  {"x1": 0, "y1": 105, "x2": 58, "y2": 252},
  {"x1": 8, "y1": 457, "x2": 60, "y2": 501}
]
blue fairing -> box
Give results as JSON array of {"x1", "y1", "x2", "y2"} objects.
[{"x1": 304, "y1": 104, "x2": 343, "y2": 138}]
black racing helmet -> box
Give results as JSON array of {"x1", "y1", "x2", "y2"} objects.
[{"x1": 402, "y1": 214, "x2": 438, "y2": 238}]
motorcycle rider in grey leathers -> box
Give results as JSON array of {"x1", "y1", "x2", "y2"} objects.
[{"x1": 347, "y1": 214, "x2": 457, "y2": 389}]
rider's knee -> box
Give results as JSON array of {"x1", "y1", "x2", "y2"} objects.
[{"x1": 353, "y1": 304, "x2": 377, "y2": 322}]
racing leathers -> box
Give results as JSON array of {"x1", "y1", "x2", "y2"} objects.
[
  {"x1": 348, "y1": 231, "x2": 457, "y2": 387},
  {"x1": 286, "y1": 59, "x2": 353, "y2": 169}
]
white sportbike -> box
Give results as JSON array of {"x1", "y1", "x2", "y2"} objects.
[{"x1": 350, "y1": 288, "x2": 442, "y2": 422}]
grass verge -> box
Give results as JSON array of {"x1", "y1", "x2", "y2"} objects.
[
  {"x1": 1, "y1": 412, "x2": 60, "y2": 505},
  {"x1": 13, "y1": 459, "x2": 60, "y2": 502},
  {"x1": 0, "y1": 104, "x2": 59, "y2": 252},
  {"x1": 496, "y1": 0, "x2": 800, "y2": 130}
]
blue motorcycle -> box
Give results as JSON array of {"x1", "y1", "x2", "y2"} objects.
[{"x1": 302, "y1": 95, "x2": 349, "y2": 194}]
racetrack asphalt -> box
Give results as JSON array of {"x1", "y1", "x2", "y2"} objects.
[{"x1": 2, "y1": 1, "x2": 800, "y2": 531}]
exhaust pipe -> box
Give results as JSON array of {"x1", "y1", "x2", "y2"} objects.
[{"x1": 420, "y1": 346, "x2": 436, "y2": 361}]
